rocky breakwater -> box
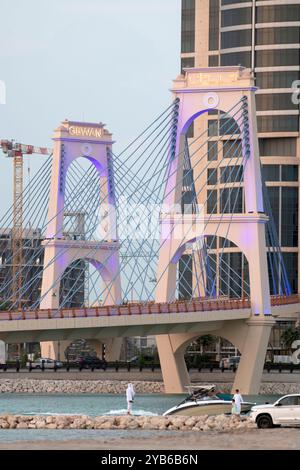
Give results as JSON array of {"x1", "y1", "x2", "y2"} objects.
[
  {"x1": 0, "y1": 379, "x2": 298, "y2": 395},
  {"x1": 0, "y1": 379, "x2": 164, "y2": 394},
  {"x1": 0, "y1": 414, "x2": 255, "y2": 431}
]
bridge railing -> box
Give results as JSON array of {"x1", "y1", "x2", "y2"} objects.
[
  {"x1": 271, "y1": 294, "x2": 300, "y2": 306},
  {"x1": 0, "y1": 294, "x2": 298, "y2": 321},
  {"x1": 0, "y1": 297, "x2": 254, "y2": 321}
]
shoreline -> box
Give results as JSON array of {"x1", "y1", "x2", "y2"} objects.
[
  {"x1": 0, "y1": 415, "x2": 299, "y2": 450},
  {"x1": 0, "y1": 428, "x2": 298, "y2": 450},
  {"x1": 0, "y1": 378, "x2": 299, "y2": 394}
]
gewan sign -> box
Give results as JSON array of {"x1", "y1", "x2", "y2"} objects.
[{"x1": 69, "y1": 126, "x2": 103, "y2": 138}]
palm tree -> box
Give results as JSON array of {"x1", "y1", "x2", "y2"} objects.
[
  {"x1": 0, "y1": 301, "x2": 12, "y2": 311},
  {"x1": 280, "y1": 327, "x2": 300, "y2": 355},
  {"x1": 194, "y1": 335, "x2": 216, "y2": 354}
]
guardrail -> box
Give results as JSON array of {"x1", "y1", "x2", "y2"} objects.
[
  {"x1": 271, "y1": 294, "x2": 300, "y2": 306},
  {"x1": 0, "y1": 294, "x2": 298, "y2": 322},
  {"x1": 1, "y1": 361, "x2": 299, "y2": 374},
  {"x1": 0, "y1": 298, "x2": 252, "y2": 321}
]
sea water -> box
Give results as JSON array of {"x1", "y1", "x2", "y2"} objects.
[{"x1": 0, "y1": 393, "x2": 279, "y2": 443}]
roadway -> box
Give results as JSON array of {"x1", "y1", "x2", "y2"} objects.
[{"x1": 0, "y1": 369, "x2": 299, "y2": 383}]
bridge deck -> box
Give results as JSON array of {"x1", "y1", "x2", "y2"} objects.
[{"x1": 0, "y1": 295, "x2": 298, "y2": 322}]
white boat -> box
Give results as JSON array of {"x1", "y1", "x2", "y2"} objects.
[{"x1": 163, "y1": 385, "x2": 256, "y2": 417}]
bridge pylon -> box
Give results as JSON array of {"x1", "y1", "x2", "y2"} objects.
[
  {"x1": 156, "y1": 67, "x2": 275, "y2": 394},
  {"x1": 40, "y1": 120, "x2": 122, "y2": 360}
]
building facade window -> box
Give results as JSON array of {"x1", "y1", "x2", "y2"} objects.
[
  {"x1": 259, "y1": 138, "x2": 297, "y2": 157},
  {"x1": 181, "y1": 57, "x2": 195, "y2": 73},
  {"x1": 256, "y1": 71, "x2": 300, "y2": 89},
  {"x1": 181, "y1": 0, "x2": 196, "y2": 53},
  {"x1": 209, "y1": 0, "x2": 220, "y2": 51},
  {"x1": 183, "y1": 169, "x2": 194, "y2": 188},
  {"x1": 208, "y1": 141, "x2": 218, "y2": 161},
  {"x1": 257, "y1": 116, "x2": 299, "y2": 133},
  {"x1": 186, "y1": 121, "x2": 194, "y2": 138},
  {"x1": 256, "y1": 27, "x2": 300, "y2": 46},
  {"x1": 282, "y1": 165, "x2": 298, "y2": 182},
  {"x1": 208, "y1": 119, "x2": 218, "y2": 136},
  {"x1": 221, "y1": 188, "x2": 243, "y2": 213},
  {"x1": 181, "y1": 190, "x2": 194, "y2": 213},
  {"x1": 268, "y1": 187, "x2": 280, "y2": 234},
  {"x1": 219, "y1": 252, "x2": 246, "y2": 298},
  {"x1": 222, "y1": 7, "x2": 252, "y2": 28},
  {"x1": 256, "y1": 5, "x2": 300, "y2": 24},
  {"x1": 220, "y1": 115, "x2": 240, "y2": 135},
  {"x1": 207, "y1": 236, "x2": 217, "y2": 249},
  {"x1": 179, "y1": 254, "x2": 193, "y2": 299},
  {"x1": 281, "y1": 187, "x2": 298, "y2": 247},
  {"x1": 220, "y1": 166, "x2": 243, "y2": 183},
  {"x1": 223, "y1": 140, "x2": 242, "y2": 159},
  {"x1": 208, "y1": 168, "x2": 218, "y2": 185},
  {"x1": 262, "y1": 165, "x2": 280, "y2": 182},
  {"x1": 255, "y1": 49, "x2": 300, "y2": 67},
  {"x1": 256, "y1": 93, "x2": 298, "y2": 111},
  {"x1": 209, "y1": 55, "x2": 219, "y2": 66},
  {"x1": 221, "y1": 30, "x2": 252, "y2": 49},
  {"x1": 221, "y1": 0, "x2": 250, "y2": 5},
  {"x1": 207, "y1": 189, "x2": 218, "y2": 213},
  {"x1": 282, "y1": 253, "x2": 298, "y2": 293},
  {"x1": 262, "y1": 164, "x2": 298, "y2": 182},
  {"x1": 221, "y1": 51, "x2": 251, "y2": 67}
]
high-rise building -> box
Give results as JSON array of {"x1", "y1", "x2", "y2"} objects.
[
  {"x1": 181, "y1": 0, "x2": 299, "y2": 293},
  {"x1": 0, "y1": 228, "x2": 85, "y2": 309},
  {"x1": 0, "y1": 227, "x2": 86, "y2": 360},
  {"x1": 180, "y1": 0, "x2": 300, "y2": 353}
]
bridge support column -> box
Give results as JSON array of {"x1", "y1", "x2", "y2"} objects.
[
  {"x1": 156, "y1": 334, "x2": 190, "y2": 393},
  {"x1": 103, "y1": 338, "x2": 123, "y2": 361},
  {"x1": 40, "y1": 340, "x2": 70, "y2": 361},
  {"x1": 232, "y1": 319, "x2": 275, "y2": 394},
  {"x1": 87, "y1": 340, "x2": 103, "y2": 358},
  {"x1": 87, "y1": 338, "x2": 122, "y2": 361}
]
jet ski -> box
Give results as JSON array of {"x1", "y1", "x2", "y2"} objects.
[{"x1": 163, "y1": 385, "x2": 255, "y2": 417}]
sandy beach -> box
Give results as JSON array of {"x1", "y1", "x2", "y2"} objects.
[{"x1": 0, "y1": 428, "x2": 299, "y2": 450}]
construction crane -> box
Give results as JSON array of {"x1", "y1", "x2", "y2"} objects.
[{"x1": 0, "y1": 140, "x2": 52, "y2": 309}]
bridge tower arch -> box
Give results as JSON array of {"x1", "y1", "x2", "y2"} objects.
[
  {"x1": 156, "y1": 67, "x2": 275, "y2": 394},
  {"x1": 40, "y1": 120, "x2": 121, "y2": 360}
]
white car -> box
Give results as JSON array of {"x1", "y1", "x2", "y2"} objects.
[
  {"x1": 250, "y1": 394, "x2": 300, "y2": 428},
  {"x1": 219, "y1": 356, "x2": 240, "y2": 369},
  {"x1": 26, "y1": 358, "x2": 63, "y2": 369}
]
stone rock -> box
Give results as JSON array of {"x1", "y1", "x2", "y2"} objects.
[
  {"x1": 184, "y1": 417, "x2": 198, "y2": 428},
  {"x1": 46, "y1": 423, "x2": 58, "y2": 429},
  {"x1": 0, "y1": 421, "x2": 9, "y2": 429},
  {"x1": 36, "y1": 420, "x2": 46, "y2": 429},
  {"x1": 16, "y1": 422, "x2": 28, "y2": 429}
]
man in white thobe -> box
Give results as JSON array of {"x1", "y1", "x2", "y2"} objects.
[
  {"x1": 233, "y1": 389, "x2": 243, "y2": 415},
  {"x1": 126, "y1": 383, "x2": 135, "y2": 415}
]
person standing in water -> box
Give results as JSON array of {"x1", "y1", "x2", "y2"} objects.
[
  {"x1": 126, "y1": 383, "x2": 135, "y2": 415},
  {"x1": 233, "y1": 389, "x2": 243, "y2": 415},
  {"x1": 231, "y1": 398, "x2": 239, "y2": 415}
]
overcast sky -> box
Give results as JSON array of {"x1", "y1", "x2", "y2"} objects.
[{"x1": 0, "y1": 0, "x2": 181, "y2": 212}]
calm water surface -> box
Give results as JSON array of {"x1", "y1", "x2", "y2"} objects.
[{"x1": 0, "y1": 393, "x2": 279, "y2": 442}]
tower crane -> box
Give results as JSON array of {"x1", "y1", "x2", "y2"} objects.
[{"x1": 0, "y1": 140, "x2": 52, "y2": 308}]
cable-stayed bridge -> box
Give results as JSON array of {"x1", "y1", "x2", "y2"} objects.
[{"x1": 0, "y1": 66, "x2": 299, "y2": 393}]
